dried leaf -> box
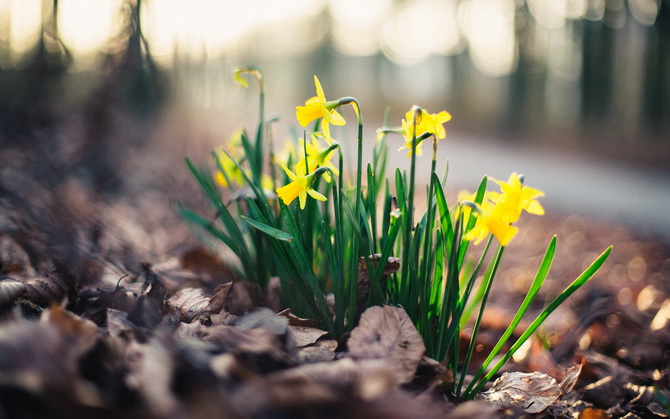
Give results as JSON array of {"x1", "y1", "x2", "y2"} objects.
[
  {"x1": 41, "y1": 305, "x2": 99, "y2": 352},
  {"x1": 230, "y1": 358, "x2": 400, "y2": 417},
  {"x1": 276, "y1": 308, "x2": 320, "y2": 328},
  {"x1": 202, "y1": 325, "x2": 295, "y2": 373},
  {"x1": 289, "y1": 325, "x2": 329, "y2": 348},
  {"x1": 0, "y1": 280, "x2": 26, "y2": 306},
  {"x1": 234, "y1": 307, "x2": 289, "y2": 337},
  {"x1": 477, "y1": 371, "x2": 561, "y2": 414},
  {"x1": 166, "y1": 286, "x2": 210, "y2": 323},
  {"x1": 24, "y1": 269, "x2": 77, "y2": 306},
  {"x1": 207, "y1": 283, "x2": 232, "y2": 314},
  {"x1": 348, "y1": 305, "x2": 425, "y2": 384},
  {"x1": 127, "y1": 282, "x2": 166, "y2": 330},
  {"x1": 578, "y1": 407, "x2": 608, "y2": 419},
  {"x1": 178, "y1": 245, "x2": 236, "y2": 285},
  {"x1": 124, "y1": 335, "x2": 180, "y2": 417},
  {"x1": 298, "y1": 339, "x2": 338, "y2": 363},
  {"x1": 0, "y1": 234, "x2": 33, "y2": 275},
  {"x1": 559, "y1": 360, "x2": 584, "y2": 396}
]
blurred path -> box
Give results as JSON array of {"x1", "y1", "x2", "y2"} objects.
[{"x1": 383, "y1": 133, "x2": 670, "y2": 241}]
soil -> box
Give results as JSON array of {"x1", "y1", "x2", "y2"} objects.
[{"x1": 0, "y1": 103, "x2": 669, "y2": 419}]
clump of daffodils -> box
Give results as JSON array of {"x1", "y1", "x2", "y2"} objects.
[{"x1": 183, "y1": 68, "x2": 612, "y2": 400}]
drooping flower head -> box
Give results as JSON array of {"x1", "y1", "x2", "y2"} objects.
[
  {"x1": 296, "y1": 76, "x2": 346, "y2": 143},
  {"x1": 276, "y1": 163, "x2": 327, "y2": 209},
  {"x1": 234, "y1": 66, "x2": 263, "y2": 89}
]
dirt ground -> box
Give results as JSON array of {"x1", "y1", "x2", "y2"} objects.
[{"x1": 0, "y1": 103, "x2": 669, "y2": 418}]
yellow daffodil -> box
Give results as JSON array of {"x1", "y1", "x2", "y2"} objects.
[
  {"x1": 456, "y1": 190, "x2": 479, "y2": 222},
  {"x1": 398, "y1": 108, "x2": 451, "y2": 157},
  {"x1": 463, "y1": 203, "x2": 519, "y2": 246},
  {"x1": 234, "y1": 66, "x2": 263, "y2": 89},
  {"x1": 213, "y1": 130, "x2": 247, "y2": 188},
  {"x1": 295, "y1": 136, "x2": 339, "y2": 183},
  {"x1": 488, "y1": 173, "x2": 544, "y2": 223},
  {"x1": 276, "y1": 164, "x2": 327, "y2": 209},
  {"x1": 296, "y1": 76, "x2": 346, "y2": 143}
]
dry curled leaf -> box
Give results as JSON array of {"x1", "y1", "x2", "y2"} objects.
[
  {"x1": 559, "y1": 360, "x2": 584, "y2": 396},
  {"x1": 24, "y1": 269, "x2": 77, "y2": 306},
  {"x1": 0, "y1": 280, "x2": 26, "y2": 306},
  {"x1": 166, "y1": 286, "x2": 210, "y2": 323},
  {"x1": 477, "y1": 371, "x2": 561, "y2": 414},
  {"x1": 348, "y1": 305, "x2": 425, "y2": 384}
]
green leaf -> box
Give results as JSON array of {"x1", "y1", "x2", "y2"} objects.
[
  {"x1": 464, "y1": 245, "x2": 613, "y2": 398},
  {"x1": 242, "y1": 215, "x2": 293, "y2": 242},
  {"x1": 432, "y1": 173, "x2": 454, "y2": 248},
  {"x1": 460, "y1": 236, "x2": 556, "y2": 395}
]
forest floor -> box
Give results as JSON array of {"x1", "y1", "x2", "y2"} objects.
[{"x1": 0, "y1": 105, "x2": 669, "y2": 418}]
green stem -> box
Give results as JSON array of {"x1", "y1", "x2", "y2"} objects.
[{"x1": 456, "y1": 244, "x2": 505, "y2": 395}]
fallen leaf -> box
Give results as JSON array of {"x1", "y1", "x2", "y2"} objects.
[
  {"x1": 348, "y1": 305, "x2": 425, "y2": 384},
  {"x1": 289, "y1": 325, "x2": 329, "y2": 348},
  {"x1": 477, "y1": 371, "x2": 561, "y2": 414},
  {"x1": 166, "y1": 286, "x2": 210, "y2": 323},
  {"x1": 230, "y1": 358, "x2": 401, "y2": 417},
  {"x1": 559, "y1": 360, "x2": 584, "y2": 396},
  {"x1": 578, "y1": 407, "x2": 608, "y2": 418},
  {"x1": 276, "y1": 308, "x2": 320, "y2": 328},
  {"x1": 202, "y1": 325, "x2": 295, "y2": 373},
  {"x1": 41, "y1": 305, "x2": 99, "y2": 352},
  {"x1": 0, "y1": 280, "x2": 26, "y2": 306},
  {"x1": 298, "y1": 339, "x2": 338, "y2": 363},
  {"x1": 24, "y1": 269, "x2": 77, "y2": 306}
]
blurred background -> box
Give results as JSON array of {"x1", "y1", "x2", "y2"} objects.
[{"x1": 1, "y1": 0, "x2": 669, "y2": 240}]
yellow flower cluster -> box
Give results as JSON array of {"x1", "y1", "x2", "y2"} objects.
[
  {"x1": 213, "y1": 129, "x2": 246, "y2": 188},
  {"x1": 463, "y1": 173, "x2": 544, "y2": 246},
  {"x1": 398, "y1": 108, "x2": 452, "y2": 157}
]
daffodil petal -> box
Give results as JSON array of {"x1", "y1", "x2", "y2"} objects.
[
  {"x1": 277, "y1": 182, "x2": 301, "y2": 205},
  {"x1": 307, "y1": 188, "x2": 327, "y2": 201},
  {"x1": 314, "y1": 75, "x2": 325, "y2": 102},
  {"x1": 299, "y1": 190, "x2": 307, "y2": 209},
  {"x1": 280, "y1": 164, "x2": 298, "y2": 181},
  {"x1": 524, "y1": 200, "x2": 545, "y2": 215},
  {"x1": 329, "y1": 109, "x2": 346, "y2": 126}
]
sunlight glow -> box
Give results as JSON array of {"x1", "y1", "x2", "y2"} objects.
[
  {"x1": 8, "y1": 0, "x2": 41, "y2": 63},
  {"x1": 380, "y1": 0, "x2": 462, "y2": 65},
  {"x1": 458, "y1": 0, "x2": 517, "y2": 77},
  {"x1": 58, "y1": 0, "x2": 120, "y2": 62},
  {"x1": 330, "y1": 0, "x2": 390, "y2": 56},
  {"x1": 629, "y1": 0, "x2": 660, "y2": 25},
  {"x1": 142, "y1": 0, "x2": 325, "y2": 66}
]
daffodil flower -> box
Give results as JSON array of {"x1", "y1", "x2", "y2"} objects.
[
  {"x1": 463, "y1": 202, "x2": 519, "y2": 246},
  {"x1": 398, "y1": 108, "x2": 452, "y2": 157},
  {"x1": 488, "y1": 173, "x2": 544, "y2": 223},
  {"x1": 295, "y1": 136, "x2": 339, "y2": 183},
  {"x1": 276, "y1": 163, "x2": 327, "y2": 209},
  {"x1": 234, "y1": 66, "x2": 263, "y2": 89},
  {"x1": 213, "y1": 130, "x2": 247, "y2": 188},
  {"x1": 296, "y1": 76, "x2": 346, "y2": 144}
]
